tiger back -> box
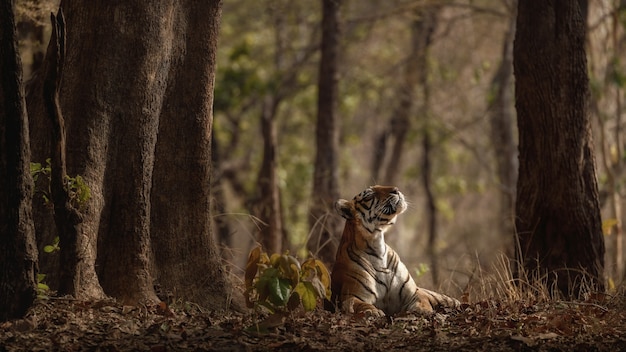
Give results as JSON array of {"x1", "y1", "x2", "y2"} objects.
[{"x1": 330, "y1": 185, "x2": 461, "y2": 317}]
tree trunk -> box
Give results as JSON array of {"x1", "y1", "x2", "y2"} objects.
[
  {"x1": 514, "y1": 0, "x2": 605, "y2": 297},
  {"x1": 307, "y1": 0, "x2": 342, "y2": 265},
  {"x1": 27, "y1": 0, "x2": 238, "y2": 309},
  {"x1": 253, "y1": 95, "x2": 284, "y2": 255},
  {"x1": 415, "y1": 9, "x2": 439, "y2": 286},
  {"x1": 210, "y1": 132, "x2": 234, "y2": 261},
  {"x1": 488, "y1": 7, "x2": 517, "y2": 253},
  {"x1": 42, "y1": 10, "x2": 84, "y2": 297},
  {"x1": 370, "y1": 7, "x2": 437, "y2": 186},
  {"x1": 0, "y1": 0, "x2": 38, "y2": 321}
]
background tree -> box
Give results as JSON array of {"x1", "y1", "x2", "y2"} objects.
[
  {"x1": 212, "y1": 1, "x2": 520, "y2": 292},
  {"x1": 213, "y1": 0, "x2": 320, "y2": 260},
  {"x1": 488, "y1": 1, "x2": 517, "y2": 254},
  {"x1": 180, "y1": 1, "x2": 623, "y2": 295},
  {"x1": 0, "y1": 0, "x2": 38, "y2": 321},
  {"x1": 307, "y1": 0, "x2": 342, "y2": 265},
  {"x1": 588, "y1": 0, "x2": 626, "y2": 284},
  {"x1": 514, "y1": 0, "x2": 605, "y2": 297},
  {"x1": 413, "y1": 6, "x2": 441, "y2": 286},
  {"x1": 26, "y1": 0, "x2": 237, "y2": 308}
]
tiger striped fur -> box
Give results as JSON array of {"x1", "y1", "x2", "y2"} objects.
[{"x1": 331, "y1": 185, "x2": 461, "y2": 317}]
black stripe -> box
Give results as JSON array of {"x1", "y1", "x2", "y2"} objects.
[
  {"x1": 398, "y1": 271, "x2": 411, "y2": 300},
  {"x1": 346, "y1": 246, "x2": 389, "y2": 289},
  {"x1": 387, "y1": 252, "x2": 399, "y2": 273},
  {"x1": 345, "y1": 273, "x2": 378, "y2": 299}
]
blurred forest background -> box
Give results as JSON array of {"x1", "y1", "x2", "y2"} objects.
[{"x1": 13, "y1": 0, "x2": 626, "y2": 296}]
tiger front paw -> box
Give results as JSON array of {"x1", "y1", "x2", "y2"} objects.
[{"x1": 342, "y1": 298, "x2": 385, "y2": 317}]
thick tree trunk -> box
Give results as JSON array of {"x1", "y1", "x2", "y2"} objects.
[
  {"x1": 0, "y1": 0, "x2": 38, "y2": 321},
  {"x1": 148, "y1": 1, "x2": 233, "y2": 309},
  {"x1": 307, "y1": 0, "x2": 342, "y2": 265},
  {"x1": 27, "y1": 0, "x2": 237, "y2": 309},
  {"x1": 514, "y1": 0, "x2": 605, "y2": 297}
]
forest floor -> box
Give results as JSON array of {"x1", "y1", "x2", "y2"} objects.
[{"x1": 1, "y1": 294, "x2": 626, "y2": 352}]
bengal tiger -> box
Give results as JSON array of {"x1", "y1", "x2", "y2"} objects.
[{"x1": 330, "y1": 185, "x2": 461, "y2": 317}]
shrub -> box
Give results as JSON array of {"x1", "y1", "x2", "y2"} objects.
[{"x1": 244, "y1": 245, "x2": 330, "y2": 313}]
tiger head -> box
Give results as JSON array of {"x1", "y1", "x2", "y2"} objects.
[{"x1": 335, "y1": 185, "x2": 407, "y2": 234}]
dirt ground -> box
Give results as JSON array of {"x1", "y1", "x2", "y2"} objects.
[{"x1": 1, "y1": 295, "x2": 625, "y2": 351}]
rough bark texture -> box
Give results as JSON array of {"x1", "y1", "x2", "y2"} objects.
[
  {"x1": 148, "y1": 1, "x2": 233, "y2": 308},
  {"x1": 514, "y1": 0, "x2": 605, "y2": 297},
  {"x1": 307, "y1": 0, "x2": 342, "y2": 265},
  {"x1": 27, "y1": 0, "x2": 237, "y2": 309},
  {"x1": 0, "y1": 0, "x2": 38, "y2": 321}
]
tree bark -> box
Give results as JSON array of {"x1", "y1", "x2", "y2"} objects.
[
  {"x1": 210, "y1": 132, "x2": 233, "y2": 261},
  {"x1": 27, "y1": 0, "x2": 238, "y2": 309},
  {"x1": 514, "y1": 0, "x2": 605, "y2": 297},
  {"x1": 371, "y1": 7, "x2": 437, "y2": 186},
  {"x1": 488, "y1": 6, "x2": 517, "y2": 253},
  {"x1": 42, "y1": 10, "x2": 84, "y2": 297},
  {"x1": 253, "y1": 95, "x2": 284, "y2": 255},
  {"x1": 0, "y1": 0, "x2": 38, "y2": 321},
  {"x1": 414, "y1": 8, "x2": 439, "y2": 287},
  {"x1": 307, "y1": 0, "x2": 342, "y2": 265}
]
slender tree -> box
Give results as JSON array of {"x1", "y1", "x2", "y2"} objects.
[
  {"x1": 413, "y1": 7, "x2": 440, "y2": 286},
  {"x1": 0, "y1": 0, "x2": 38, "y2": 321},
  {"x1": 249, "y1": 8, "x2": 290, "y2": 255},
  {"x1": 27, "y1": 0, "x2": 239, "y2": 309},
  {"x1": 514, "y1": 0, "x2": 605, "y2": 297},
  {"x1": 488, "y1": 3, "x2": 517, "y2": 252},
  {"x1": 308, "y1": 0, "x2": 342, "y2": 265},
  {"x1": 253, "y1": 94, "x2": 284, "y2": 254}
]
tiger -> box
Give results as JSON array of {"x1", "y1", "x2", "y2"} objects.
[{"x1": 330, "y1": 185, "x2": 461, "y2": 317}]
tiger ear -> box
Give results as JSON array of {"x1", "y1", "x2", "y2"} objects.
[{"x1": 335, "y1": 199, "x2": 354, "y2": 220}]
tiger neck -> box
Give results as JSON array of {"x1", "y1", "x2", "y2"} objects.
[
  {"x1": 366, "y1": 229, "x2": 387, "y2": 257},
  {"x1": 341, "y1": 220, "x2": 388, "y2": 261}
]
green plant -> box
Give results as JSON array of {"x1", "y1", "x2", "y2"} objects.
[
  {"x1": 43, "y1": 236, "x2": 61, "y2": 253},
  {"x1": 414, "y1": 262, "x2": 430, "y2": 279},
  {"x1": 31, "y1": 159, "x2": 91, "y2": 209},
  {"x1": 36, "y1": 273, "x2": 50, "y2": 299},
  {"x1": 244, "y1": 246, "x2": 331, "y2": 313}
]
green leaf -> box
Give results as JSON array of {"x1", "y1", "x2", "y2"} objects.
[
  {"x1": 37, "y1": 273, "x2": 46, "y2": 283},
  {"x1": 255, "y1": 268, "x2": 276, "y2": 303},
  {"x1": 30, "y1": 162, "x2": 42, "y2": 176},
  {"x1": 302, "y1": 258, "x2": 331, "y2": 299},
  {"x1": 268, "y1": 277, "x2": 291, "y2": 307},
  {"x1": 294, "y1": 281, "x2": 317, "y2": 311},
  {"x1": 43, "y1": 245, "x2": 56, "y2": 253}
]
